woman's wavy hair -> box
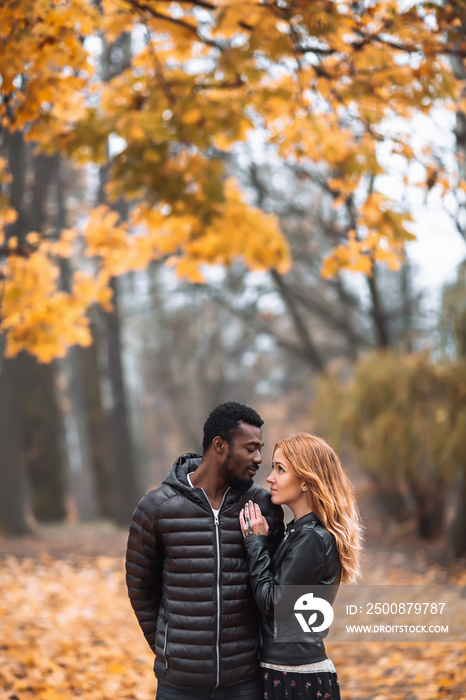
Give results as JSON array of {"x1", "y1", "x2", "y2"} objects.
[{"x1": 274, "y1": 433, "x2": 363, "y2": 583}]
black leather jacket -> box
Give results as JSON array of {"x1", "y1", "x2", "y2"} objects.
[
  {"x1": 243, "y1": 511, "x2": 341, "y2": 665},
  {"x1": 125, "y1": 454, "x2": 284, "y2": 690}
]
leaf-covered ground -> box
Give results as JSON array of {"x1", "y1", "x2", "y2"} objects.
[{"x1": 0, "y1": 523, "x2": 464, "y2": 700}]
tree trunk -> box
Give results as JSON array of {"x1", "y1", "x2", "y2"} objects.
[
  {"x1": 452, "y1": 17, "x2": 466, "y2": 242},
  {"x1": 97, "y1": 33, "x2": 141, "y2": 525},
  {"x1": 270, "y1": 269, "x2": 326, "y2": 372},
  {"x1": 56, "y1": 351, "x2": 99, "y2": 521},
  {"x1": 55, "y1": 159, "x2": 100, "y2": 521},
  {"x1": 449, "y1": 471, "x2": 466, "y2": 557},
  {"x1": 80, "y1": 322, "x2": 114, "y2": 519},
  {"x1": 447, "y1": 22, "x2": 466, "y2": 556},
  {"x1": 409, "y1": 475, "x2": 446, "y2": 540},
  {"x1": 6, "y1": 131, "x2": 27, "y2": 240},
  {"x1": 371, "y1": 474, "x2": 415, "y2": 524},
  {"x1": 400, "y1": 262, "x2": 414, "y2": 352},
  {"x1": 19, "y1": 148, "x2": 68, "y2": 522},
  {"x1": 23, "y1": 355, "x2": 67, "y2": 522},
  {"x1": 0, "y1": 354, "x2": 30, "y2": 534},
  {"x1": 367, "y1": 266, "x2": 391, "y2": 348},
  {"x1": 0, "y1": 132, "x2": 30, "y2": 533},
  {"x1": 103, "y1": 278, "x2": 140, "y2": 525},
  {"x1": 29, "y1": 151, "x2": 60, "y2": 232}
]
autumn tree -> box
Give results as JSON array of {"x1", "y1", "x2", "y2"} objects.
[
  {"x1": 1, "y1": 0, "x2": 466, "y2": 536},
  {"x1": 0, "y1": 134, "x2": 68, "y2": 532},
  {"x1": 1, "y1": 0, "x2": 465, "y2": 363}
]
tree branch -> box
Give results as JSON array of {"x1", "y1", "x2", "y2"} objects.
[
  {"x1": 128, "y1": 0, "x2": 223, "y2": 50},
  {"x1": 269, "y1": 268, "x2": 326, "y2": 372}
]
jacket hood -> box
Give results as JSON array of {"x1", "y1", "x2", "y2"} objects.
[{"x1": 162, "y1": 452, "x2": 202, "y2": 493}]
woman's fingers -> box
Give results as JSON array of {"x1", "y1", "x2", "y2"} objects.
[
  {"x1": 244, "y1": 501, "x2": 268, "y2": 534},
  {"x1": 239, "y1": 509, "x2": 249, "y2": 534},
  {"x1": 240, "y1": 502, "x2": 269, "y2": 536},
  {"x1": 240, "y1": 506, "x2": 257, "y2": 538},
  {"x1": 246, "y1": 502, "x2": 258, "y2": 525},
  {"x1": 252, "y1": 503, "x2": 263, "y2": 526},
  {"x1": 241, "y1": 506, "x2": 254, "y2": 523},
  {"x1": 247, "y1": 501, "x2": 260, "y2": 515}
]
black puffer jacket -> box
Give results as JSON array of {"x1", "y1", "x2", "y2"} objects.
[
  {"x1": 125, "y1": 454, "x2": 284, "y2": 690},
  {"x1": 243, "y1": 512, "x2": 341, "y2": 665}
]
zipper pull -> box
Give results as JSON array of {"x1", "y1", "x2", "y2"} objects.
[{"x1": 214, "y1": 515, "x2": 219, "y2": 525}]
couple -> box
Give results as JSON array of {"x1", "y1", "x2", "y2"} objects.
[{"x1": 126, "y1": 402, "x2": 362, "y2": 700}]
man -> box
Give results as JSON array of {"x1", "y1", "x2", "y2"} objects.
[{"x1": 125, "y1": 402, "x2": 284, "y2": 700}]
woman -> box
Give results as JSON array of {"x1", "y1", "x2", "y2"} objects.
[{"x1": 240, "y1": 433, "x2": 362, "y2": 700}]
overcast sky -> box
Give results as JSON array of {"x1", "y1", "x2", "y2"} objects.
[{"x1": 378, "y1": 108, "x2": 466, "y2": 308}]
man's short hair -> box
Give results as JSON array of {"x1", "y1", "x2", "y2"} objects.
[{"x1": 202, "y1": 401, "x2": 264, "y2": 453}]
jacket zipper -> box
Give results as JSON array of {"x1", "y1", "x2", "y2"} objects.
[
  {"x1": 199, "y1": 487, "x2": 229, "y2": 689},
  {"x1": 214, "y1": 511, "x2": 221, "y2": 689},
  {"x1": 277, "y1": 527, "x2": 292, "y2": 550}
]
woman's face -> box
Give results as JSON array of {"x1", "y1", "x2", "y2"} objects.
[{"x1": 266, "y1": 447, "x2": 309, "y2": 513}]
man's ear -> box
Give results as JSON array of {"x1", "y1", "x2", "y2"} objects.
[{"x1": 212, "y1": 436, "x2": 226, "y2": 454}]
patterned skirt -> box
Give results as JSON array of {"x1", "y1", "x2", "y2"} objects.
[{"x1": 261, "y1": 661, "x2": 341, "y2": 700}]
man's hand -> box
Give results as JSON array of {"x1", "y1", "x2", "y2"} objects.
[{"x1": 239, "y1": 500, "x2": 270, "y2": 538}]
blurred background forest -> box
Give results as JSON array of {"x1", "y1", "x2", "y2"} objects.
[
  {"x1": 1, "y1": 3, "x2": 466, "y2": 698},
  {"x1": 1, "y1": 1, "x2": 466, "y2": 560}
]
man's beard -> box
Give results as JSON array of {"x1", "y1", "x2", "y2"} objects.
[{"x1": 220, "y1": 450, "x2": 253, "y2": 487}]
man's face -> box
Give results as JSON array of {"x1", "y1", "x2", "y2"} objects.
[{"x1": 221, "y1": 423, "x2": 263, "y2": 487}]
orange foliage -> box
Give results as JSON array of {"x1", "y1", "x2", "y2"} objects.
[
  {"x1": 0, "y1": 555, "x2": 155, "y2": 700},
  {"x1": 0, "y1": 0, "x2": 465, "y2": 360}
]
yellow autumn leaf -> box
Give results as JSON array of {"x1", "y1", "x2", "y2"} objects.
[
  {"x1": 40, "y1": 690, "x2": 67, "y2": 700},
  {"x1": 107, "y1": 661, "x2": 126, "y2": 674},
  {"x1": 182, "y1": 109, "x2": 203, "y2": 125},
  {"x1": 170, "y1": 257, "x2": 206, "y2": 284}
]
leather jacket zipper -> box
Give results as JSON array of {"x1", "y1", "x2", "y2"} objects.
[{"x1": 277, "y1": 526, "x2": 293, "y2": 551}]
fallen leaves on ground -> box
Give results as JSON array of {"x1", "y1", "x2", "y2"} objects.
[
  {"x1": 328, "y1": 547, "x2": 466, "y2": 699},
  {"x1": 328, "y1": 640, "x2": 466, "y2": 699},
  {"x1": 0, "y1": 555, "x2": 155, "y2": 700},
  {"x1": 0, "y1": 533, "x2": 465, "y2": 699}
]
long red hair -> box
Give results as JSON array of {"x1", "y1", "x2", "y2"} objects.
[{"x1": 274, "y1": 433, "x2": 362, "y2": 582}]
